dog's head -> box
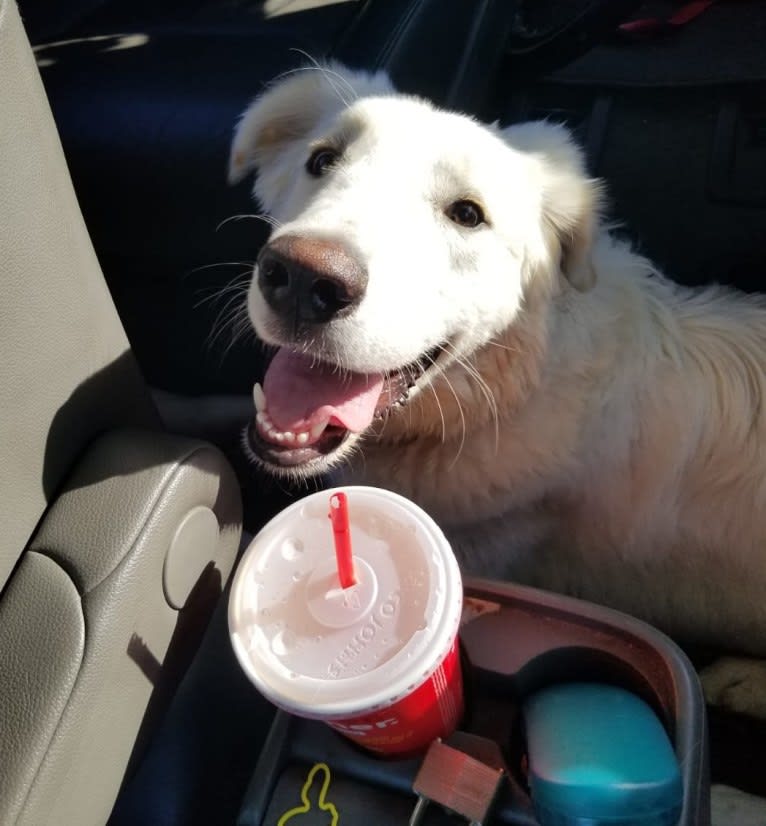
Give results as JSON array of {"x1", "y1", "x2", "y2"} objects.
[{"x1": 229, "y1": 64, "x2": 600, "y2": 477}]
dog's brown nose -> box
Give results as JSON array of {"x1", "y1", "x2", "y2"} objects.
[{"x1": 257, "y1": 235, "x2": 368, "y2": 325}]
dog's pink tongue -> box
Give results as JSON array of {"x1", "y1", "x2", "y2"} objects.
[{"x1": 263, "y1": 349, "x2": 385, "y2": 432}]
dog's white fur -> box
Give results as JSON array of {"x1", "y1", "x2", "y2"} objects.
[{"x1": 231, "y1": 65, "x2": 766, "y2": 685}]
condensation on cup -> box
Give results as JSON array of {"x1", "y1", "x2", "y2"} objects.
[{"x1": 228, "y1": 486, "x2": 464, "y2": 756}]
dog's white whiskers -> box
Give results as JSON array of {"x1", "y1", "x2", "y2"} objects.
[
  {"x1": 198, "y1": 282, "x2": 252, "y2": 358},
  {"x1": 438, "y1": 371, "x2": 467, "y2": 470},
  {"x1": 425, "y1": 377, "x2": 448, "y2": 444},
  {"x1": 184, "y1": 262, "x2": 256, "y2": 285},
  {"x1": 337, "y1": 444, "x2": 362, "y2": 479},
  {"x1": 193, "y1": 272, "x2": 251, "y2": 309},
  {"x1": 216, "y1": 213, "x2": 282, "y2": 232},
  {"x1": 205, "y1": 288, "x2": 251, "y2": 357},
  {"x1": 486, "y1": 338, "x2": 520, "y2": 354},
  {"x1": 444, "y1": 342, "x2": 501, "y2": 453},
  {"x1": 204, "y1": 281, "x2": 249, "y2": 321},
  {"x1": 222, "y1": 306, "x2": 256, "y2": 359},
  {"x1": 421, "y1": 351, "x2": 462, "y2": 452},
  {"x1": 287, "y1": 50, "x2": 358, "y2": 108},
  {"x1": 188, "y1": 261, "x2": 256, "y2": 273},
  {"x1": 206, "y1": 303, "x2": 245, "y2": 351}
]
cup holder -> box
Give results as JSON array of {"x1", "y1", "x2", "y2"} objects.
[{"x1": 236, "y1": 578, "x2": 710, "y2": 825}]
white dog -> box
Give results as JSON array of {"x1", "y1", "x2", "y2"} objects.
[{"x1": 229, "y1": 64, "x2": 766, "y2": 718}]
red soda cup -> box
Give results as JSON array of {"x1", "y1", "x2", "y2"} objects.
[{"x1": 229, "y1": 486, "x2": 464, "y2": 756}]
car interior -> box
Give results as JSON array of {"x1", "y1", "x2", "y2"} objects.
[{"x1": 2, "y1": 0, "x2": 766, "y2": 823}]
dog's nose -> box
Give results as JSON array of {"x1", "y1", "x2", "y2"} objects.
[{"x1": 257, "y1": 235, "x2": 368, "y2": 325}]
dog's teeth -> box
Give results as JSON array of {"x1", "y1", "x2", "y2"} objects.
[
  {"x1": 310, "y1": 421, "x2": 327, "y2": 440},
  {"x1": 253, "y1": 382, "x2": 267, "y2": 413},
  {"x1": 256, "y1": 406, "x2": 328, "y2": 448}
]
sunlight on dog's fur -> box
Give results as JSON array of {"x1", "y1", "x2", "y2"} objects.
[{"x1": 229, "y1": 63, "x2": 766, "y2": 723}]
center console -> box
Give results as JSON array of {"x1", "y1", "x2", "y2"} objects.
[{"x1": 236, "y1": 578, "x2": 710, "y2": 826}]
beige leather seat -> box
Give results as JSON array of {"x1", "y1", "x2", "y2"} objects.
[{"x1": 0, "y1": 2, "x2": 242, "y2": 823}]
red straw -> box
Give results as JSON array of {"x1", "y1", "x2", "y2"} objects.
[{"x1": 328, "y1": 492, "x2": 356, "y2": 589}]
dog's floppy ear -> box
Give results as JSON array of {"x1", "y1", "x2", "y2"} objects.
[
  {"x1": 502, "y1": 121, "x2": 602, "y2": 292},
  {"x1": 228, "y1": 63, "x2": 393, "y2": 185}
]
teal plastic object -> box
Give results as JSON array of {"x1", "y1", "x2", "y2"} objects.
[{"x1": 523, "y1": 683, "x2": 683, "y2": 826}]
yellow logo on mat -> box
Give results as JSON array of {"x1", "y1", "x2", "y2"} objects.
[{"x1": 277, "y1": 762, "x2": 339, "y2": 826}]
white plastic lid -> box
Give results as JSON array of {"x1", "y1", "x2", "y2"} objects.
[{"x1": 228, "y1": 486, "x2": 462, "y2": 719}]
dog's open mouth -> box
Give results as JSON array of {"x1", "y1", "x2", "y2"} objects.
[{"x1": 246, "y1": 344, "x2": 444, "y2": 469}]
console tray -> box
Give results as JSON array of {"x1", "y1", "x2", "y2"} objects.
[{"x1": 236, "y1": 578, "x2": 710, "y2": 825}]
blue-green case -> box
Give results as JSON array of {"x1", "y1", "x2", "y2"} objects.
[{"x1": 524, "y1": 682, "x2": 683, "y2": 826}]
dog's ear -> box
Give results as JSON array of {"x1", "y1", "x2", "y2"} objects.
[
  {"x1": 502, "y1": 121, "x2": 602, "y2": 292},
  {"x1": 228, "y1": 63, "x2": 393, "y2": 185}
]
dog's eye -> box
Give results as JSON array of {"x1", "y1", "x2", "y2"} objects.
[
  {"x1": 445, "y1": 199, "x2": 485, "y2": 229},
  {"x1": 306, "y1": 147, "x2": 339, "y2": 177}
]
